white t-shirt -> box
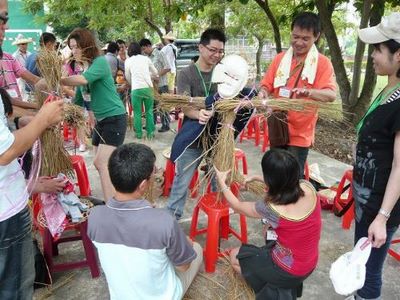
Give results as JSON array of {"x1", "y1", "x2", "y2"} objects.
[
  {"x1": 161, "y1": 44, "x2": 177, "y2": 74},
  {"x1": 0, "y1": 101, "x2": 29, "y2": 221},
  {"x1": 124, "y1": 55, "x2": 158, "y2": 90}
]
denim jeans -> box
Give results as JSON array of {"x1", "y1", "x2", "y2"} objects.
[
  {"x1": 156, "y1": 85, "x2": 170, "y2": 129},
  {"x1": 0, "y1": 206, "x2": 34, "y2": 300},
  {"x1": 270, "y1": 145, "x2": 309, "y2": 178},
  {"x1": 354, "y1": 216, "x2": 398, "y2": 299},
  {"x1": 167, "y1": 148, "x2": 203, "y2": 219}
]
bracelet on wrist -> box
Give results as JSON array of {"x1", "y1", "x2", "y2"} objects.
[
  {"x1": 220, "y1": 186, "x2": 229, "y2": 193},
  {"x1": 378, "y1": 208, "x2": 390, "y2": 219}
]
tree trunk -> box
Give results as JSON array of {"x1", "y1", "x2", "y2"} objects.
[
  {"x1": 352, "y1": 0, "x2": 385, "y2": 123},
  {"x1": 255, "y1": 36, "x2": 264, "y2": 81},
  {"x1": 348, "y1": 0, "x2": 373, "y2": 107},
  {"x1": 144, "y1": 17, "x2": 164, "y2": 41},
  {"x1": 254, "y1": 0, "x2": 282, "y2": 53},
  {"x1": 315, "y1": 0, "x2": 351, "y2": 112}
]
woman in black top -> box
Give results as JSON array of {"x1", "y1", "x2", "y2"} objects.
[{"x1": 353, "y1": 12, "x2": 400, "y2": 299}]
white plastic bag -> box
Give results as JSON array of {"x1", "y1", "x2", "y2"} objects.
[{"x1": 330, "y1": 237, "x2": 372, "y2": 295}]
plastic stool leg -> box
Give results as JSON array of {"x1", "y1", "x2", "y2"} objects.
[
  {"x1": 43, "y1": 228, "x2": 55, "y2": 273},
  {"x1": 220, "y1": 214, "x2": 230, "y2": 239},
  {"x1": 242, "y1": 156, "x2": 248, "y2": 175},
  {"x1": 239, "y1": 214, "x2": 248, "y2": 243},
  {"x1": 189, "y1": 170, "x2": 199, "y2": 198},
  {"x1": 80, "y1": 221, "x2": 100, "y2": 278},
  {"x1": 342, "y1": 201, "x2": 354, "y2": 230},
  {"x1": 163, "y1": 160, "x2": 175, "y2": 197},
  {"x1": 204, "y1": 214, "x2": 220, "y2": 273},
  {"x1": 189, "y1": 205, "x2": 201, "y2": 239}
]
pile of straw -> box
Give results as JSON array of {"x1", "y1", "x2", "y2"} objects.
[{"x1": 233, "y1": 172, "x2": 266, "y2": 197}]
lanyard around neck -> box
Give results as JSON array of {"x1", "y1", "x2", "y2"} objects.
[
  {"x1": 357, "y1": 82, "x2": 400, "y2": 134},
  {"x1": 194, "y1": 63, "x2": 213, "y2": 97}
]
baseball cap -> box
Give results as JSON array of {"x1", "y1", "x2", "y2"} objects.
[{"x1": 358, "y1": 12, "x2": 400, "y2": 44}]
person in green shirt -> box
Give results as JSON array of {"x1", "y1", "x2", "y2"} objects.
[{"x1": 61, "y1": 28, "x2": 127, "y2": 202}]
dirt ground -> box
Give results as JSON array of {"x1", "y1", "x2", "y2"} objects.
[{"x1": 313, "y1": 119, "x2": 356, "y2": 165}]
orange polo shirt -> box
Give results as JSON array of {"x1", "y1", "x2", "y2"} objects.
[{"x1": 260, "y1": 51, "x2": 336, "y2": 147}]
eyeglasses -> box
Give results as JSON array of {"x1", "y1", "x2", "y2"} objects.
[{"x1": 203, "y1": 45, "x2": 225, "y2": 55}]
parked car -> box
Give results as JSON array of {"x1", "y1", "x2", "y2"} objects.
[{"x1": 174, "y1": 39, "x2": 199, "y2": 72}]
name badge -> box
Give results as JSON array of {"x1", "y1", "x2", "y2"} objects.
[
  {"x1": 266, "y1": 229, "x2": 278, "y2": 241},
  {"x1": 6, "y1": 89, "x2": 18, "y2": 98},
  {"x1": 278, "y1": 87, "x2": 291, "y2": 98}
]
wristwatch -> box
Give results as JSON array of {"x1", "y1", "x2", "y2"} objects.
[{"x1": 378, "y1": 208, "x2": 391, "y2": 219}]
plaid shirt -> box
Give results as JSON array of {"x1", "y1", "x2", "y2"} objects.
[
  {"x1": 149, "y1": 48, "x2": 168, "y2": 88},
  {"x1": 0, "y1": 52, "x2": 26, "y2": 97}
]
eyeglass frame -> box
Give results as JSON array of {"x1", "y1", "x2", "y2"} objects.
[{"x1": 202, "y1": 44, "x2": 225, "y2": 56}]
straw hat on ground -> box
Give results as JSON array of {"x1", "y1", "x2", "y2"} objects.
[
  {"x1": 162, "y1": 31, "x2": 176, "y2": 41},
  {"x1": 12, "y1": 33, "x2": 33, "y2": 45}
]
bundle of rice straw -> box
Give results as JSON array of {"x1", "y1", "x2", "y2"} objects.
[
  {"x1": 36, "y1": 48, "x2": 63, "y2": 96},
  {"x1": 144, "y1": 176, "x2": 155, "y2": 204},
  {"x1": 35, "y1": 49, "x2": 73, "y2": 177},
  {"x1": 214, "y1": 96, "x2": 345, "y2": 121},
  {"x1": 155, "y1": 93, "x2": 205, "y2": 112},
  {"x1": 232, "y1": 172, "x2": 266, "y2": 197},
  {"x1": 64, "y1": 103, "x2": 87, "y2": 133}
]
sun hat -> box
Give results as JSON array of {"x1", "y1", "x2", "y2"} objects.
[
  {"x1": 12, "y1": 33, "x2": 33, "y2": 45},
  {"x1": 358, "y1": 12, "x2": 400, "y2": 44},
  {"x1": 162, "y1": 31, "x2": 176, "y2": 41},
  {"x1": 330, "y1": 237, "x2": 372, "y2": 296},
  {"x1": 212, "y1": 54, "x2": 249, "y2": 99}
]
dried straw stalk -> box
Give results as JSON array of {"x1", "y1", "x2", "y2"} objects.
[
  {"x1": 40, "y1": 127, "x2": 73, "y2": 177},
  {"x1": 143, "y1": 176, "x2": 155, "y2": 204},
  {"x1": 64, "y1": 103, "x2": 87, "y2": 133},
  {"x1": 155, "y1": 93, "x2": 205, "y2": 111},
  {"x1": 36, "y1": 48, "x2": 63, "y2": 95},
  {"x1": 232, "y1": 172, "x2": 266, "y2": 197},
  {"x1": 35, "y1": 49, "x2": 73, "y2": 177}
]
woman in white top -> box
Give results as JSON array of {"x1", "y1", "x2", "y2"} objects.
[{"x1": 125, "y1": 42, "x2": 158, "y2": 139}]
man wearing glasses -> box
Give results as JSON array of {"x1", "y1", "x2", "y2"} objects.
[{"x1": 166, "y1": 28, "x2": 226, "y2": 220}]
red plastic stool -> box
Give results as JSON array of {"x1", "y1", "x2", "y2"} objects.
[
  {"x1": 31, "y1": 194, "x2": 100, "y2": 278},
  {"x1": 234, "y1": 148, "x2": 248, "y2": 175},
  {"x1": 333, "y1": 169, "x2": 354, "y2": 229},
  {"x1": 71, "y1": 155, "x2": 91, "y2": 197},
  {"x1": 260, "y1": 115, "x2": 270, "y2": 152},
  {"x1": 190, "y1": 192, "x2": 248, "y2": 272},
  {"x1": 63, "y1": 123, "x2": 78, "y2": 143},
  {"x1": 388, "y1": 239, "x2": 400, "y2": 261},
  {"x1": 239, "y1": 115, "x2": 261, "y2": 146},
  {"x1": 162, "y1": 149, "x2": 199, "y2": 198}
]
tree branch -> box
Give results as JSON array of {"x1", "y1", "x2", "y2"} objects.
[{"x1": 254, "y1": 0, "x2": 282, "y2": 53}]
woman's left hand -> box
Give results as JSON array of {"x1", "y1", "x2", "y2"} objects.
[
  {"x1": 213, "y1": 165, "x2": 230, "y2": 184},
  {"x1": 368, "y1": 216, "x2": 387, "y2": 248}
]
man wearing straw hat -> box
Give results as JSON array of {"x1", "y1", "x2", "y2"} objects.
[
  {"x1": 259, "y1": 12, "x2": 336, "y2": 177},
  {"x1": 0, "y1": 2, "x2": 64, "y2": 299},
  {"x1": 12, "y1": 34, "x2": 33, "y2": 101},
  {"x1": 12, "y1": 33, "x2": 33, "y2": 67},
  {"x1": 161, "y1": 31, "x2": 178, "y2": 93}
]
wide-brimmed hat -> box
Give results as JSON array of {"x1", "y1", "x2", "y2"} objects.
[
  {"x1": 162, "y1": 31, "x2": 176, "y2": 41},
  {"x1": 12, "y1": 33, "x2": 33, "y2": 45},
  {"x1": 359, "y1": 12, "x2": 400, "y2": 44}
]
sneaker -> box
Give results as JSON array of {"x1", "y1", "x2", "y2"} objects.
[
  {"x1": 78, "y1": 144, "x2": 87, "y2": 152},
  {"x1": 158, "y1": 127, "x2": 170, "y2": 133}
]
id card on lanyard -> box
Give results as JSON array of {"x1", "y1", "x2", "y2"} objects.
[{"x1": 279, "y1": 60, "x2": 304, "y2": 99}]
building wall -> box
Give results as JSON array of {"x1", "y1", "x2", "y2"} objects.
[{"x1": 3, "y1": 0, "x2": 46, "y2": 54}]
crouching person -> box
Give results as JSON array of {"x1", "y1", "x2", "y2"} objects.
[
  {"x1": 88, "y1": 143, "x2": 203, "y2": 300},
  {"x1": 215, "y1": 149, "x2": 321, "y2": 299}
]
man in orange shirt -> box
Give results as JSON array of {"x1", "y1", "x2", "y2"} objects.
[{"x1": 260, "y1": 12, "x2": 336, "y2": 176}]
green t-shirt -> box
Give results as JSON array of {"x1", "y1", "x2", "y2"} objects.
[{"x1": 75, "y1": 56, "x2": 126, "y2": 120}]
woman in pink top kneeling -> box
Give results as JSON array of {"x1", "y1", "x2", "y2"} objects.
[{"x1": 215, "y1": 149, "x2": 321, "y2": 299}]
